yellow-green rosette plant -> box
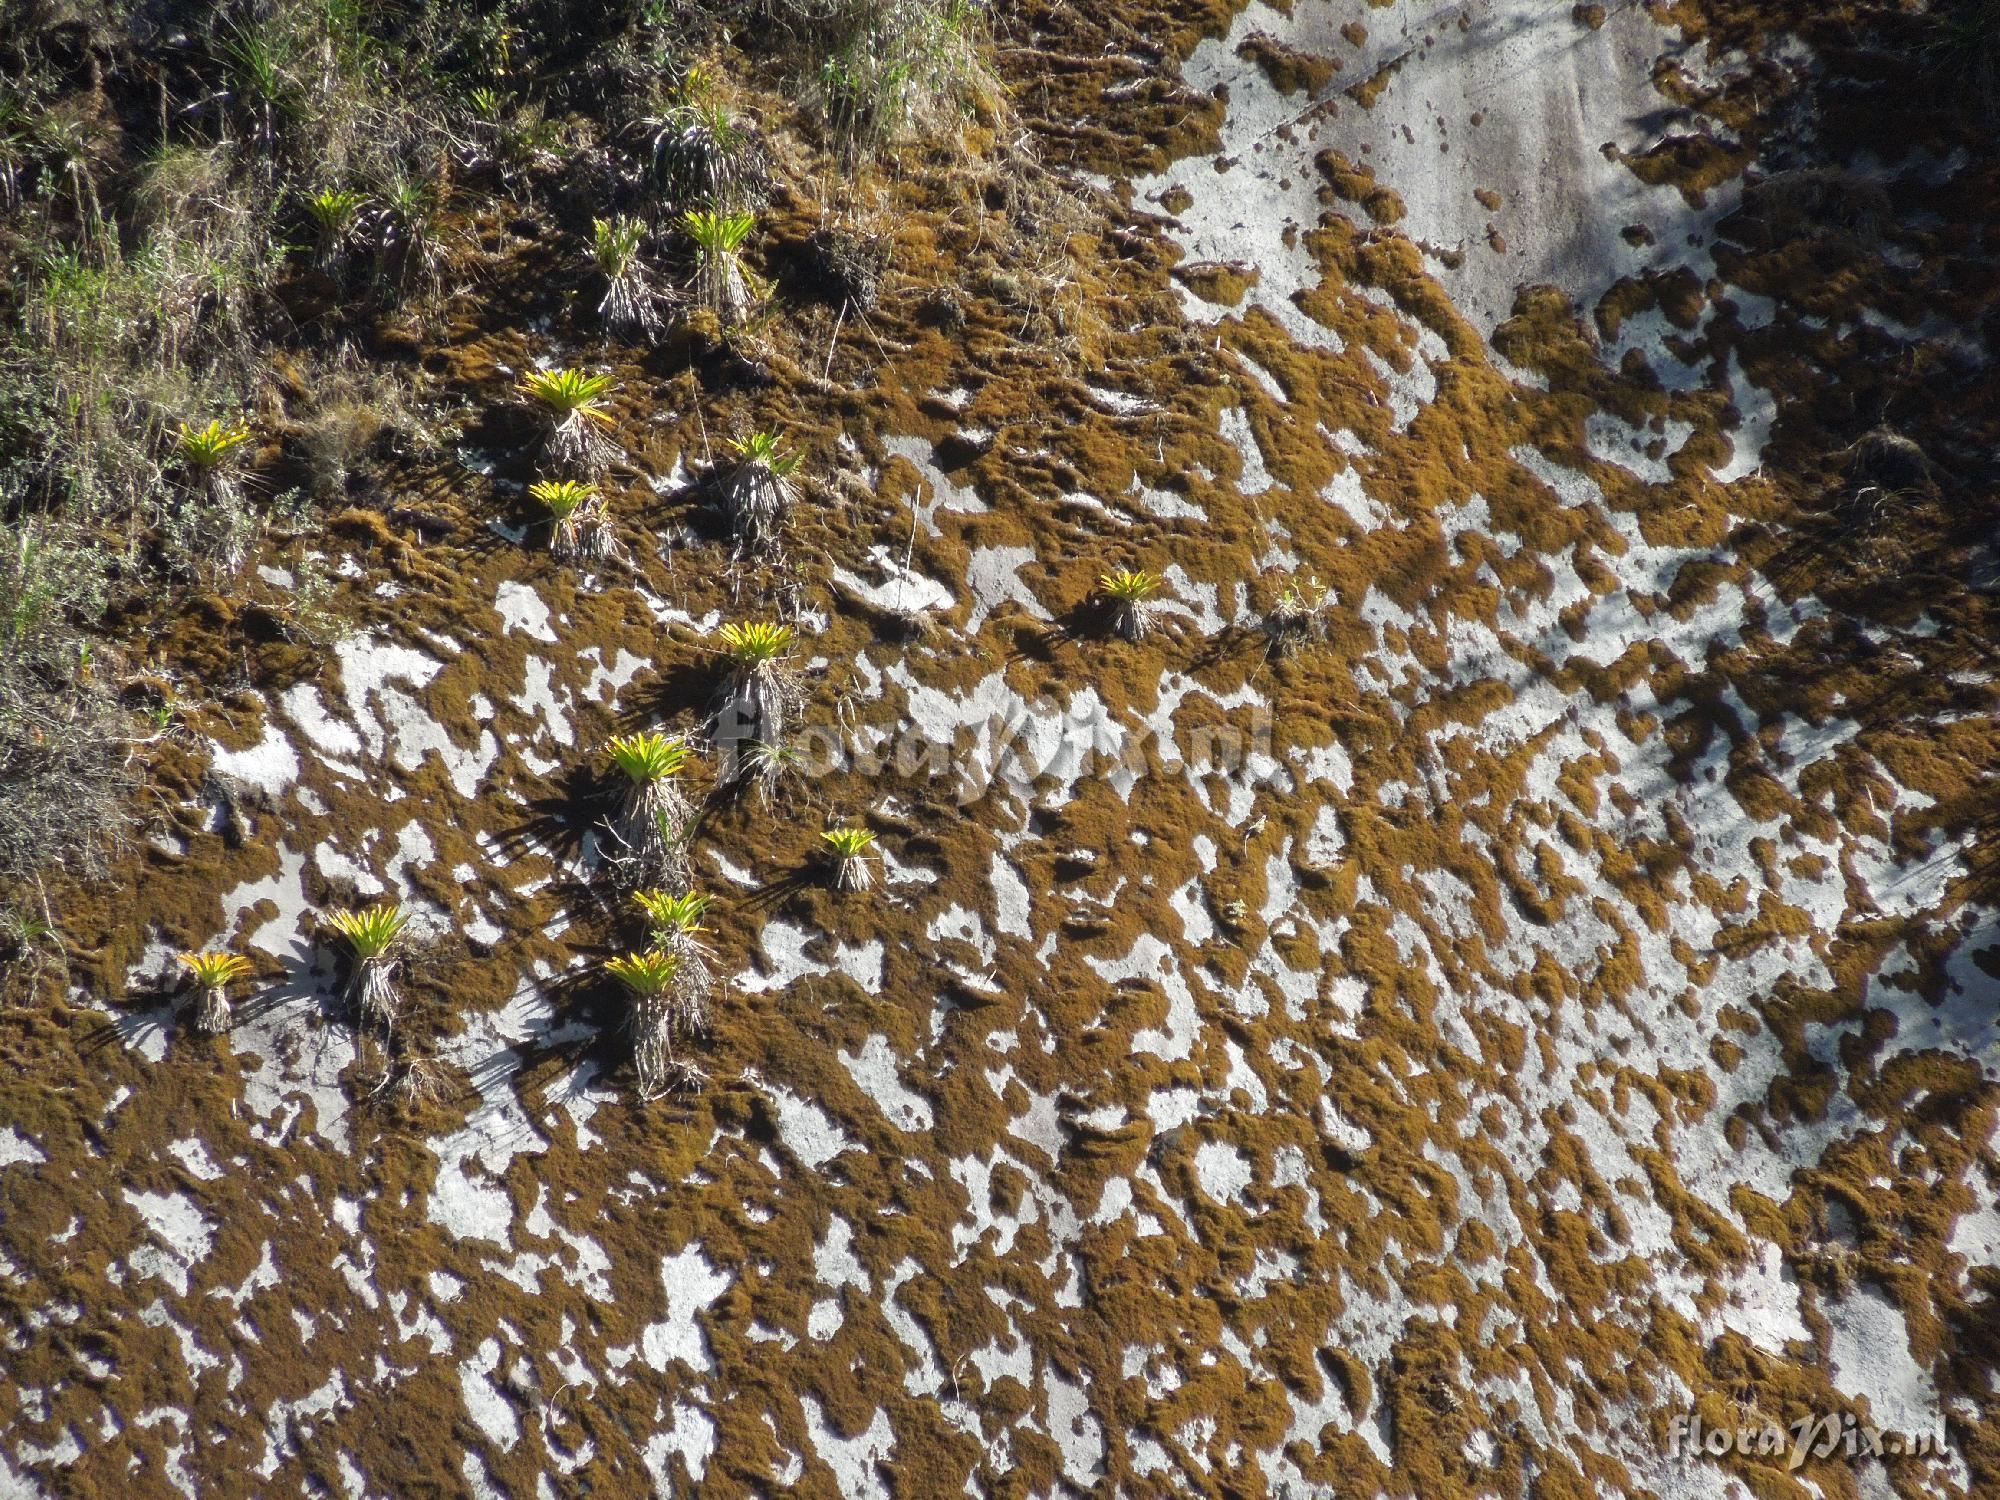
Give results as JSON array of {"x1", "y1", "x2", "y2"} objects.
[
  {"x1": 1096, "y1": 567, "x2": 1161, "y2": 643},
  {"x1": 819, "y1": 825, "x2": 877, "y2": 892},
  {"x1": 603, "y1": 731, "x2": 695, "y2": 885},
  {"x1": 605, "y1": 948, "x2": 686, "y2": 1097},
  {"x1": 326, "y1": 903, "x2": 412, "y2": 1028},
  {"x1": 178, "y1": 949, "x2": 253, "y2": 1035},
  {"x1": 518, "y1": 366, "x2": 619, "y2": 472}
]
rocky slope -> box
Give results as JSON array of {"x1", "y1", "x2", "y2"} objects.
[{"x1": 3, "y1": 1, "x2": 1999, "y2": 1497}]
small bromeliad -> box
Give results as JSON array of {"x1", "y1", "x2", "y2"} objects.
[
  {"x1": 604, "y1": 731, "x2": 696, "y2": 886},
  {"x1": 519, "y1": 366, "x2": 620, "y2": 473},
  {"x1": 682, "y1": 208, "x2": 758, "y2": 324},
  {"x1": 177, "y1": 950, "x2": 253, "y2": 1035},
  {"x1": 718, "y1": 430, "x2": 800, "y2": 554},
  {"x1": 1097, "y1": 567, "x2": 1162, "y2": 642},
  {"x1": 591, "y1": 215, "x2": 658, "y2": 339},
  {"x1": 173, "y1": 419, "x2": 253, "y2": 507},
  {"x1": 527, "y1": 477, "x2": 620, "y2": 563},
  {"x1": 606, "y1": 948, "x2": 688, "y2": 1098},
  {"x1": 715, "y1": 620, "x2": 798, "y2": 749},
  {"x1": 327, "y1": 903, "x2": 412, "y2": 1029},
  {"x1": 820, "y1": 825, "x2": 877, "y2": 891},
  {"x1": 632, "y1": 889, "x2": 714, "y2": 1033},
  {"x1": 1264, "y1": 573, "x2": 1330, "y2": 656}
]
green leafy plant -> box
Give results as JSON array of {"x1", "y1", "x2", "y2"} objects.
[
  {"x1": 1097, "y1": 567, "x2": 1162, "y2": 642},
  {"x1": 592, "y1": 215, "x2": 658, "y2": 338},
  {"x1": 526, "y1": 477, "x2": 618, "y2": 563},
  {"x1": 715, "y1": 620, "x2": 800, "y2": 751},
  {"x1": 171, "y1": 420, "x2": 255, "y2": 538},
  {"x1": 178, "y1": 949, "x2": 253, "y2": 1034},
  {"x1": 820, "y1": 825, "x2": 877, "y2": 891},
  {"x1": 327, "y1": 903, "x2": 411, "y2": 1027},
  {"x1": 681, "y1": 208, "x2": 758, "y2": 323},
  {"x1": 646, "y1": 65, "x2": 749, "y2": 208},
  {"x1": 719, "y1": 430, "x2": 801, "y2": 553},
  {"x1": 304, "y1": 187, "x2": 365, "y2": 267},
  {"x1": 1265, "y1": 573, "x2": 1329, "y2": 655},
  {"x1": 603, "y1": 731, "x2": 695, "y2": 885},
  {"x1": 606, "y1": 948, "x2": 689, "y2": 1097},
  {"x1": 174, "y1": 419, "x2": 252, "y2": 474},
  {"x1": 519, "y1": 367, "x2": 619, "y2": 471},
  {"x1": 632, "y1": 888, "x2": 714, "y2": 1032}
]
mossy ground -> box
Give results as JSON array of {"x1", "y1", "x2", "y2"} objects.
[{"x1": 3, "y1": 0, "x2": 2000, "y2": 1496}]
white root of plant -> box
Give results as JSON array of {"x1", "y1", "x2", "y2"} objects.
[
  {"x1": 832, "y1": 852, "x2": 875, "y2": 892},
  {"x1": 696, "y1": 253, "x2": 755, "y2": 324},
  {"x1": 721, "y1": 460, "x2": 794, "y2": 554},
  {"x1": 349, "y1": 957, "x2": 401, "y2": 1030},
  {"x1": 724, "y1": 663, "x2": 792, "y2": 749},
  {"x1": 1112, "y1": 599, "x2": 1152, "y2": 643},
  {"x1": 545, "y1": 410, "x2": 620, "y2": 474},
  {"x1": 630, "y1": 991, "x2": 679, "y2": 1100},
  {"x1": 191, "y1": 985, "x2": 232, "y2": 1035},
  {"x1": 610, "y1": 777, "x2": 694, "y2": 888},
  {"x1": 551, "y1": 497, "x2": 624, "y2": 565},
  {"x1": 666, "y1": 933, "x2": 713, "y2": 1035},
  {"x1": 599, "y1": 269, "x2": 660, "y2": 339}
]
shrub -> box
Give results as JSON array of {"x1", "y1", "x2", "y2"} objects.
[
  {"x1": 770, "y1": 0, "x2": 999, "y2": 154},
  {"x1": 0, "y1": 523, "x2": 127, "y2": 886}
]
